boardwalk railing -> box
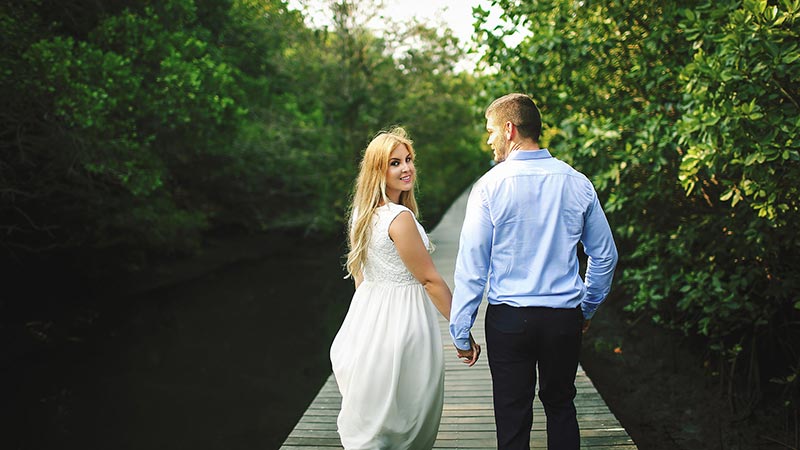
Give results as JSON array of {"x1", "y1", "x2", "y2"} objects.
[{"x1": 281, "y1": 191, "x2": 637, "y2": 449}]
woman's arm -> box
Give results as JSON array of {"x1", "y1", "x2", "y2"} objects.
[
  {"x1": 388, "y1": 211, "x2": 452, "y2": 320},
  {"x1": 391, "y1": 211, "x2": 480, "y2": 366}
]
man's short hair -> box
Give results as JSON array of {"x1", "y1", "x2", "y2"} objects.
[{"x1": 485, "y1": 93, "x2": 542, "y2": 142}]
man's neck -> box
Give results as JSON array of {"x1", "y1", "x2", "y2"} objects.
[{"x1": 509, "y1": 139, "x2": 540, "y2": 152}]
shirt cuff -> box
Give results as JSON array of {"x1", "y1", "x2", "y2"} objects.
[
  {"x1": 453, "y1": 338, "x2": 471, "y2": 351},
  {"x1": 582, "y1": 303, "x2": 598, "y2": 320}
]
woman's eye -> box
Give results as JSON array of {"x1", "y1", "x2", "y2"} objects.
[{"x1": 390, "y1": 161, "x2": 399, "y2": 166}]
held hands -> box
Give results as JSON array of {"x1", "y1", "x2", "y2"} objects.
[{"x1": 455, "y1": 333, "x2": 481, "y2": 367}]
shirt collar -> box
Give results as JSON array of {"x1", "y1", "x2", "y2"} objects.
[{"x1": 506, "y1": 149, "x2": 552, "y2": 161}]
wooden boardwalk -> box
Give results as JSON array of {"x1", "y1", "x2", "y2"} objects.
[{"x1": 281, "y1": 191, "x2": 637, "y2": 449}]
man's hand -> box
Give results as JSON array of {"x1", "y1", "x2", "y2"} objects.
[
  {"x1": 582, "y1": 319, "x2": 592, "y2": 334},
  {"x1": 455, "y1": 333, "x2": 481, "y2": 366}
]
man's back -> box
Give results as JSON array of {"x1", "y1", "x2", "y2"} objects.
[
  {"x1": 452, "y1": 149, "x2": 617, "y2": 324},
  {"x1": 474, "y1": 149, "x2": 597, "y2": 306}
]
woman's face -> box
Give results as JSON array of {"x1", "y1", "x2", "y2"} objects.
[{"x1": 385, "y1": 143, "x2": 415, "y2": 201}]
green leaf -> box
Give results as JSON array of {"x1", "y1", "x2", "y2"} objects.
[{"x1": 782, "y1": 52, "x2": 800, "y2": 64}]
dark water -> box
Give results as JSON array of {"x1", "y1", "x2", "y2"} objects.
[{"x1": 1, "y1": 234, "x2": 353, "y2": 450}]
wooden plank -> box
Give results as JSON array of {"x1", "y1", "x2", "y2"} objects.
[{"x1": 281, "y1": 190, "x2": 637, "y2": 449}]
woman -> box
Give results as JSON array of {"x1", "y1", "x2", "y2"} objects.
[{"x1": 330, "y1": 127, "x2": 479, "y2": 449}]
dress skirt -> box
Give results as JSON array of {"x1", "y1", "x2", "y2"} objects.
[{"x1": 330, "y1": 280, "x2": 444, "y2": 450}]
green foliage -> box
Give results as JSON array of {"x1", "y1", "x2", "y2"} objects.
[
  {"x1": 480, "y1": 0, "x2": 799, "y2": 412},
  {"x1": 1, "y1": 0, "x2": 486, "y2": 268},
  {"x1": 256, "y1": 1, "x2": 488, "y2": 229}
]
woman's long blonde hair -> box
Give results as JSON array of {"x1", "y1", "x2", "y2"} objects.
[{"x1": 345, "y1": 127, "x2": 419, "y2": 278}]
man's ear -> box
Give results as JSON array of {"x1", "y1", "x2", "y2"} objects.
[{"x1": 505, "y1": 121, "x2": 514, "y2": 139}]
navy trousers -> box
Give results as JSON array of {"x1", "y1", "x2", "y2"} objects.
[{"x1": 485, "y1": 303, "x2": 583, "y2": 450}]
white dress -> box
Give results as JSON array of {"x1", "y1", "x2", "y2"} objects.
[{"x1": 330, "y1": 203, "x2": 444, "y2": 450}]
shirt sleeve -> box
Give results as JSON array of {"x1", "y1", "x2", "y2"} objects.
[
  {"x1": 580, "y1": 189, "x2": 619, "y2": 319},
  {"x1": 450, "y1": 184, "x2": 493, "y2": 350}
]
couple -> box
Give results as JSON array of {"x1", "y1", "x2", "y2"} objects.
[{"x1": 330, "y1": 93, "x2": 619, "y2": 450}]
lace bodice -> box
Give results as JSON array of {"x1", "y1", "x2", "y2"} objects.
[{"x1": 362, "y1": 203, "x2": 430, "y2": 285}]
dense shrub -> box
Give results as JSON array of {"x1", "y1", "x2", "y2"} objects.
[
  {"x1": 478, "y1": 0, "x2": 799, "y2": 419},
  {"x1": 1, "y1": 0, "x2": 487, "y2": 269}
]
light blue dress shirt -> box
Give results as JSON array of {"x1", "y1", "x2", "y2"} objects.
[{"x1": 449, "y1": 149, "x2": 619, "y2": 351}]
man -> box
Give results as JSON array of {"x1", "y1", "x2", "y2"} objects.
[{"x1": 449, "y1": 93, "x2": 618, "y2": 450}]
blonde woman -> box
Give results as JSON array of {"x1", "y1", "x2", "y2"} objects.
[{"x1": 330, "y1": 127, "x2": 480, "y2": 449}]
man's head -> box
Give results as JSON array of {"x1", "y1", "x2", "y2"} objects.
[{"x1": 484, "y1": 93, "x2": 542, "y2": 162}]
